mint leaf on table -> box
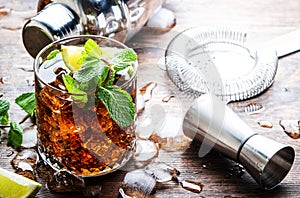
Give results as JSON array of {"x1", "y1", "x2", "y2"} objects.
[
  {"x1": 15, "y1": 92, "x2": 36, "y2": 117},
  {"x1": 7, "y1": 121, "x2": 23, "y2": 148},
  {"x1": 97, "y1": 86, "x2": 135, "y2": 127},
  {"x1": 111, "y1": 48, "x2": 137, "y2": 72},
  {"x1": 0, "y1": 98, "x2": 10, "y2": 124}
]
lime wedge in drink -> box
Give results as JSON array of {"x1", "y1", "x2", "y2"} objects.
[
  {"x1": 0, "y1": 167, "x2": 42, "y2": 198},
  {"x1": 61, "y1": 45, "x2": 84, "y2": 72}
]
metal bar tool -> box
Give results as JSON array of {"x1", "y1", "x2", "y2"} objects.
[{"x1": 183, "y1": 94, "x2": 295, "y2": 189}]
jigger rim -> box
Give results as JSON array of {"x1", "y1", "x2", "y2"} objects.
[{"x1": 259, "y1": 145, "x2": 295, "y2": 190}]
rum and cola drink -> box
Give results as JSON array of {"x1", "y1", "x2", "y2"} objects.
[{"x1": 34, "y1": 35, "x2": 137, "y2": 176}]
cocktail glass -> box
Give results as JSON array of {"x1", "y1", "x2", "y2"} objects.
[{"x1": 34, "y1": 35, "x2": 137, "y2": 177}]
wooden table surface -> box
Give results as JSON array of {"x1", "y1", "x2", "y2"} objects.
[{"x1": 1, "y1": 0, "x2": 300, "y2": 197}]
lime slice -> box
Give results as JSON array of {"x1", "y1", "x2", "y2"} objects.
[
  {"x1": 0, "y1": 168, "x2": 42, "y2": 198},
  {"x1": 61, "y1": 45, "x2": 84, "y2": 72}
]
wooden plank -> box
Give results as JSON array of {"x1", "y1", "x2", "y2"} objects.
[{"x1": 0, "y1": 0, "x2": 300, "y2": 197}]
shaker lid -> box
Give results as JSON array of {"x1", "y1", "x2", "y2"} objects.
[
  {"x1": 22, "y1": 22, "x2": 53, "y2": 58},
  {"x1": 22, "y1": 3, "x2": 81, "y2": 57}
]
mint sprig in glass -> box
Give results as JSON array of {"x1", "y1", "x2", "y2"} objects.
[
  {"x1": 34, "y1": 35, "x2": 138, "y2": 177},
  {"x1": 59, "y1": 38, "x2": 137, "y2": 127}
]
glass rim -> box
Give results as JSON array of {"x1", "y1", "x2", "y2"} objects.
[{"x1": 34, "y1": 35, "x2": 138, "y2": 94}]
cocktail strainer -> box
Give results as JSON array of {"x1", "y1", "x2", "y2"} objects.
[{"x1": 165, "y1": 26, "x2": 279, "y2": 102}]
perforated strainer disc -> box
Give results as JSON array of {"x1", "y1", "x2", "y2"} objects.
[{"x1": 165, "y1": 26, "x2": 278, "y2": 102}]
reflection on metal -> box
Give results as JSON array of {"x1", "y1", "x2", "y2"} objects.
[
  {"x1": 22, "y1": 0, "x2": 164, "y2": 57},
  {"x1": 183, "y1": 94, "x2": 295, "y2": 189}
]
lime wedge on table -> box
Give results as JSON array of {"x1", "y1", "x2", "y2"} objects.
[
  {"x1": 0, "y1": 167, "x2": 42, "y2": 198},
  {"x1": 61, "y1": 45, "x2": 84, "y2": 72}
]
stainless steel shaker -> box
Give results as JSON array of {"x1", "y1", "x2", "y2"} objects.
[
  {"x1": 22, "y1": 0, "x2": 163, "y2": 57},
  {"x1": 183, "y1": 94, "x2": 295, "y2": 189}
]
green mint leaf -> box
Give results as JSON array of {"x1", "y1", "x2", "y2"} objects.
[
  {"x1": 15, "y1": 92, "x2": 36, "y2": 117},
  {"x1": 47, "y1": 49, "x2": 60, "y2": 60},
  {"x1": 84, "y1": 39, "x2": 102, "y2": 59},
  {"x1": 73, "y1": 62, "x2": 99, "y2": 83},
  {"x1": 128, "y1": 67, "x2": 134, "y2": 76},
  {"x1": 111, "y1": 48, "x2": 137, "y2": 72},
  {"x1": 97, "y1": 86, "x2": 135, "y2": 127},
  {"x1": 97, "y1": 65, "x2": 110, "y2": 86},
  {"x1": 74, "y1": 61, "x2": 108, "y2": 84},
  {"x1": 105, "y1": 69, "x2": 116, "y2": 86},
  {"x1": 0, "y1": 113, "x2": 9, "y2": 125},
  {"x1": 78, "y1": 80, "x2": 98, "y2": 93},
  {"x1": 0, "y1": 98, "x2": 10, "y2": 124},
  {"x1": 78, "y1": 39, "x2": 102, "y2": 65},
  {"x1": 8, "y1": 122, "x2": 23, "y2": 148},
  {"x1": 0, "y1": 98, "x2": 9, "y2": 114},
  {"x1": 78, "y1": 52, "x2": 99, "y2": 66},
  {"x1": 62, "y1": 74, "x2": 76, "y2": 90},
  {"x1": 62, "y1": 74, "x2": 88, "y2": 104},
  {"x1": 78, "y1": 81, "x2": 94, "y2": 93},
  {"x1": 76, "y1": 39, "x2": 110, "y2": 84}
]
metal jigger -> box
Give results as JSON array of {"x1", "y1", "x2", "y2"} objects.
[{"x1": 183, "y1": 94, "x2": 295, "y2": 189}]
